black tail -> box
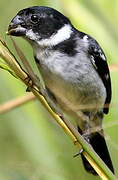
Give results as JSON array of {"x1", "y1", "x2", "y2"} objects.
[{"x1": 80, "y1": 132, "x2": 114, "y2": 175}]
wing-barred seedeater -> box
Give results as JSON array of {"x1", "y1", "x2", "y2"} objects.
[{"x1": 8, "y1": 6, "x2": 114, "y2": 175}]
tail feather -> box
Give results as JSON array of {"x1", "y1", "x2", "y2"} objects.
[{"x1": 78, "y1": 127, "x2": 114, "y2": 175}]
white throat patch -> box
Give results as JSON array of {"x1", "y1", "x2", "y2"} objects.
[{"x1": 38, "y1": 24, "x2": 73, "y2": 46}]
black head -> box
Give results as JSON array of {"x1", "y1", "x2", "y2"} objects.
[{"x1": 8, "y1": 6, "x2": 72, "y2": 43}]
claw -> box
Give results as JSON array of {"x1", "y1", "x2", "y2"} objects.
[
  {"x1": 73, "y1": 149, "x2": 84, "y2": 158},
  {"x1": 24, "y1": 75, "x2": 33, "y2": 92},
  {"x1": 24, "y1": 75, "x2": 32, "y2": 85},
  {"x1": 26, "y1": 87, "x2": 31, "y2": 92}
]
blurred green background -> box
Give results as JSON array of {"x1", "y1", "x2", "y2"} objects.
[{"x1": 0, "y1": 0, "x2": 118, "y2": 179}]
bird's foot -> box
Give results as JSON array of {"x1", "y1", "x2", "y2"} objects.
[
  {"x1": 24, "y1": 75, "x2": 34, "y2": 92},
  {"x1": 73, "y1": 148, "x2": 84, "y2": 158}
]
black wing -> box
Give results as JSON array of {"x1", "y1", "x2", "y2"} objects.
[{"x1": 87, "y1": 37, "x2": 112, "y2": 114}]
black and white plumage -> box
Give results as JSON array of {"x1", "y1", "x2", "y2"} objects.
[{"x1": 8, "y1": 6, "x2": 114, "y2": 175}]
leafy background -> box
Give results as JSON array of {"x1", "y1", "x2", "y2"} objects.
[{"x1": 0, "y1": 0, "x2": 118, "y2": 179}]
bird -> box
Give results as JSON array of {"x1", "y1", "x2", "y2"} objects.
[{"x1": 7, "y1": 6, "x2": 114, "y2": 175}]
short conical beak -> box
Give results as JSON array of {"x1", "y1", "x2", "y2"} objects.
[{"x1": 7, "y1": 15, "x2": 26, "y2": 36}]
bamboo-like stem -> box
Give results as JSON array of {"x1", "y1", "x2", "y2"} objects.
[
  {"x1": 0, "y1": 93, "x2": 36, "y2": 114},
  {"x1": 0, "y1": 39, "x2": 117, "y2": 180},
  {"x1": 0, "y1": 40, "x2": 27, "y2": 81}
]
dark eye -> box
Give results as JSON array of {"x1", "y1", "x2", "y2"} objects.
[{"x1": 31, "y1": 15, "x2": 39, "y2": 23}]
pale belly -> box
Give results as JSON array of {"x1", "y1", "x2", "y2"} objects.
[
  {"x1": 40, "y1": 65, "x2": 106, "y2": 113},
  {"x1": 35, "y1": 50, "x2": 106, "y2": 113}
]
